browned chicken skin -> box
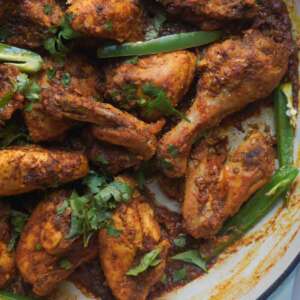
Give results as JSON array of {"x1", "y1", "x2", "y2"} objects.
[
  {"x1": 0, "y1": 65, "x2": 25, "y2": 125},
  {"x1": 42, "y1": 88, "x2": 158, "y2": 160},
  {"x1": 67, "y1": 0, "x2": 145, "y2": 42},
  {"x1": 4, "y1": 0, "x2": 63, "y2": 48},
  {"x1": 0, "y1": 146, "x2": 88, "y2": 196},
  {"x1": 105, "y1": 51, "x2": 197, "y2": 120},
  {"x1": 99, "y1": 178, "x2": 170, "y2": 300},
  {"x1": 24, "y1": 55, "x2": 100, "y2": 142},
  {"x1": 0, "y1": 202, "x2": 15, "y2": 288},
  {"x1": 159, "y1": 0, "x2": 258, "y2": 29},
  {"x1": 16, "y1": 190, "x2": 97, "y2": 296},
  {"x1": 183, "y1": 131, "x2": 275, "y2": 239},
  {"x1": 158, "y1": 29, "x2": 290, "y2": 177}
]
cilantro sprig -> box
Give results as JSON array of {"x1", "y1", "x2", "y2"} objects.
[
  {"x1": 44, "y1": 14, "x2": 80, "y2": 58},
  {"x1": 57, "y1": 172, "x2": 133, "y2": 247}
]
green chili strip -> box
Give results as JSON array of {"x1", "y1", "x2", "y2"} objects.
[
  {"x1": 0, "y1": 291, "x2": 37, "y2": 300},
  {"x1": 0, "y1": 43, "x2": 43, "y2": 73},
  {"x1": 200, "y1": 166, "x2": 299, "y2": 261},
  {"x1": 274, "y1": 84, "x2": 295, "y2": 167},
  {"x1": 97, "y1": 31, "x2": 222, "y2": 58}
]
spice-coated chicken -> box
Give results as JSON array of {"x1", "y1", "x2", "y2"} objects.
[
  {"x1": 67, "y1": 0, "x2": 145, "y2": 42},
  {"x1": 3, "y1": 0, "x2": 63, "y2": 48},
  {"x1": 24, "y1": 55, "x2": 101, "y2": 142},
  {"x1": 0, "y1": 146, "x2": 88, "y2": 196},
  {"x1": 0, "y1": 65, "x2": 24, "y2": 125},
  {"x1": 158, "y1": 0, "x2": 258, "y2": 29},
  {"x1": 42, "y1": 87, "x2": 158, "y2": 160},
  {"x1": 158, "y1": 29, "x2": 290, "y2": 177},
  {"x1": 99, "y1": 178, "x2": 170, "y2": 300},
  {"x1": 0, "y1": 202, "x2": 15, "y2": 288},
  {"x1": 183, "y1": 131, "x2": 275, "y2": 239},
  {"x1": 105, "y1": 51, "x2": 197, "y2": 120},
  {"x1": 16, "y1": 190, "x2": 97, "y2": 296}
]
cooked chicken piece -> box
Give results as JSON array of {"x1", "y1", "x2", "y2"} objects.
[
  {"x1": 86, "y1": 140, "x2": 141, "y2": 174},
  {"x1": 183, "y1": 131, "x2": 275, "y2": 239},
  {"x1": 105, "y1": 51, "x2": 197, "y2": 120},
  {"x1": 24, "y1": 55, "x2": 100, "y2": 142},
  {"x1": 67, "y1": 0, "x2": 145, "y2": 42},
  {"x1": 99, "y1": 178, "x2": 170, "y2": 300},
  {"x1": 16, "y1": 191, "x2": 97, "y2": 296},
  {"x1": 158, "y1": 175, "x2": 184, "y2": 202},
  {"x1": 159, "y1": 0, "x2": 258, "y2": 30},
  {"x1": 0, "y1": 65, "x2": 25, "y2": 125},
  {"x1": 0, "y1": 202, "x2": 15, "y2": 288},
  {"x1": 5, "y1": 0, "x2": 63, "y2": 48},
  {"x1": 0, "y1": 146, "x2": 88, "y2": 196},
  {"x1": 158, "y1": 29, "x2": 290, "y2": 177},
  {"x1": 42, "y1": 88, "x2": 158, "y2": 160}
]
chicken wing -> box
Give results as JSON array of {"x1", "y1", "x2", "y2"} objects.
[
  {"x1": 105, "y1": 51, "x2": 197, "y2": 120},
  {"x1": 183, "y1": 131, "x2": 275, "y2": 239},
  {"x1": 158, "y1": 0, "x2": 258, "y2": 29},
  {"x1": 99, "y1": 178, "x2": 170, "y2": 300},
  {"x1": 158, "y1": 29, "x2": 289, "y2": 177},
  {"x1": 0, "y1": 202, "x2": 15, "y2": 288},
  {"x1": 24, "y1": 55, "x2": 100, "y2": 142},
  {"x1": 0, "y1": 65, "x2": 25, "y2": 125},
  {"x1": 0, "y1": 146, "x2": 88, "y2": 196},
  {"x1": 4, "y1": 0, "x2": 63, "y2": 48},
  {"x1": 67, "y1": 0, "x2": 145, "y2": 42},
  {"x1": 42, "y1": 88, "x2": 157, "y2": 160}
]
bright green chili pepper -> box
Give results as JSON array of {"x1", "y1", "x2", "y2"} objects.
[
  {"x1": 0, "y1": 43, "x2": 43, "y2": 73},
  {"x1": 97, "y1": 31, "x2": 222, "y2": 58}
]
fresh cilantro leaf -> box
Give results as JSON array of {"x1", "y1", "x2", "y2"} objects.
[
  {"x1": 167, "y1": 145, "x2": 179, "y2": 157},
  {"x1": 24, "y1": 81, "x2": 41, "y2": 101},
  {"x1": 35, "y1": 243, "x2": 42, "y2": 251},
  {"x1": 44, "y1": 4, "x2": 53, "y2": 15},
  {"x1": 104, "y1": 20, "x2": 113, "y2": 32},
  {"x1": 160, "y1": 274, "x2": 168, "y2": 285},
  {"x1": 145, "y1": 12, "x2": 166, "y2": 40},
  {"x1": 47, "y1": 67, "x2": 56, "y2": 80},
  {"x1": 125, "y1": 56, "x2": 139, "y2": 65},
  {"x1": 0, "y1": 90, "x2": 14, "y2": 109},
  {"x1": 15, "y1": 74, "x2": 30, "y2": 93},
  {"x1": 172, "y1": 250, "x2": 207, "y2": 272},
  {"x1": 8, "y1": 210, "x2": 28, "y2": 251},
  {"x1": 173, "y1": 234, "x2": 187, "y2": 248},
  {"x1": 61, "y1": 72, "x2": 71, "y2": 87},
  {"x1": 172, "y1": 267, "x2": 187, "y2": 283},
  {"x1": 140, "y1": 83, "x2": 189, "y2": 121},
  {"x1": 57, "y1": 200, "x2": 69, "y2": 215},
  {"x1": 126, "y1": 248, "x2": 162, "y2": 276},
  {"x1": 106, "y1": 224, "x2": 121, "y2": 237},
  {"x1": 59, "y1": 258, "x2": 73, "y2": 270}
]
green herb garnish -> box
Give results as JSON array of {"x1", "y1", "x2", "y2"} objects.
[
  {"x1": 172, "y1": 267, "x2": 187, "y2": 283},
  {"x1": 44, "y1": 4, "x2": 53, "y2": 15},
  {"x1": 59, "y1": 258, "x2": 73, "y2": 270},
  {"x1": 104, "y1": 20, "x2": 113, "y2": 32},
  {"x1": 8, "y1": 210, "x2": 28, "y2": 251},
  {"x1": 173, "y1": 234, "x2": 187, "y2": 248},
  {"x1": 167, "y1": 144, "x2": 179, "y2": 157},
  {"x1": 61, "y1": 72, "x2": 71, "y2": 87},
  {"x1": 126, "y1": 248, "x2": 161, "y2": 276},
  {"x1": 172, "y1": 250, "x2": 207, "y2": 272}
]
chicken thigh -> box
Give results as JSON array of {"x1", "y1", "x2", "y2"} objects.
[
  {"x1": 99, "y1": 178, "x2": 170, "y2": 300},
  {"x1": 16, "y1": 190, "x2": 97, "y2": 296},
  {"x1": 105, "y1": 51, "x2": 196, "y2": 120},
  {"x1": 67, "y1": 0, "x2": 145, "y2": 42},
  {"x1": 0, "y1": 146, "x2": 88, "y2": 196},
  {"x1": 183, "y1": 131, "x2": 275, "y2": 239},
  {"x1": 158, "y1": 29, "x2": 289, "y2": 177}
]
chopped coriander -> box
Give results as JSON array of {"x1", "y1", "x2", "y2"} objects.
[
  {"x1": 106, "y1": 224, "x2": 121, "y2": 237},
  {"x1": 172, "y1": 267, "x2": 187, "y2": 283},
  {"x1": 57, "y1": 200, "x2": 69, "y2": 215},
  {"x1": 122, "y1": 84, "x2": 137, "y2": 101},
  {"x1": 160, "y1": 274, "x2": 168, "y2": 285},
  {"x1": 44, "y1": 4, "x2": 53, "y2": 15},
  {"x1": 173, "y1": 234, "x2": 187, "y2": 248},
  {"x1": 96, "y1": 154, "x2": 109, "y2": 165},
  {"x1": 61, "y1": 72, "x2": 71, "y2": 87},
  {"x1": 8, "y1": 210, "x2": 28, "y2": 251},
  {"x1": 160, "y1": 158, "x2": 173, "y2": 170},
  {"x1": 59, "y1": 258, "x2": 73, "y2": 270},
  {"x1": 140, "y1": 83, "x2": 189, "y2": 121},
  {"x1": 126, "y1": 248, "x2": 161, "y2": 276},
  {"x1": 145, "y1": 12, "x2": 166, "y2": 40},
  {"x1": 172, "y1": 250, "x2": 207, "y2": 272},
  {"x1": 35, "y1": 243, "x2": 42, "y2": 251},
  {"x1": 47, "y1": 67, "x2": 56, "y2": 80},
  {"x1": 167, "y1": 145, "x2": 179, "y2": 157},
  {"x1": 104, "y1": 20, "x2": 113, "y2": 32}
]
